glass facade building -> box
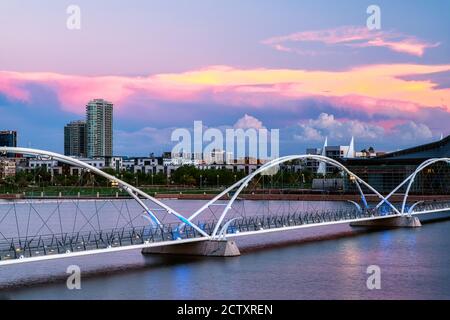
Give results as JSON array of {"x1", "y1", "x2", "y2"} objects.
[
  {"x1": 0, "y1": 130, "x2": 17, "y2": 148},
  {"x1": 64, "y1": 120, "x2": 86, "y2": 157},
  {"x1": 0, "y1": 130, "x2": 17, "y2": 158},
  {"x1": 342, "y1": 136, "x2": 450, "y2": 195},
  {"x1": 86, "y1": 99, "x2": 113, "y2": 158}
]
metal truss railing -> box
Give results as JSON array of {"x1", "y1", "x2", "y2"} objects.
[
  {"x1": 0, "y1": 223, "x2": 207, "y2": 261},
  {"x1": 1, "y1": 201, "x2": 449, "y2": 263}
]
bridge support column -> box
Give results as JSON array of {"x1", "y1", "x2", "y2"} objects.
[
  {"x1": 141, "y1": 240, "x2": 241, "y2": 257},
  {"x1": 350, "y1": 216, "x2": 421, "y2": 228}
]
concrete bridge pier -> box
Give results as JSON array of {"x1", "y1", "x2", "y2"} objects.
[
  {"x1": 350, "y1": 215, "x2": 422, "y2": 228},
  {"x1": 141, "y1": 240, "x2": 241, "y2": 257}
]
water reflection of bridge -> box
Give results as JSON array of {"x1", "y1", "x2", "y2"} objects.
[{"x1": 0, "y1": 147, "x2": 449, "y2": 266}]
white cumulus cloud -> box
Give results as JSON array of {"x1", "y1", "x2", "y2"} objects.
[
  {"x1": 293, "y1": 113, "x2": 434, "y2": 149},
  {"x1": 233, "y1": 114, "x2": 265, "y2": 130},
  {"x1": 294, "y1": 113, "x2": 384, "y2": 141}
]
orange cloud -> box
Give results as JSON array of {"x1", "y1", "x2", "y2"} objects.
[
  {"x1": 155, "y1": 64, "x2": 450, "y2": 111},
  {"x1": 0, "y1": 63, "x2": 449, "y2": 116}
]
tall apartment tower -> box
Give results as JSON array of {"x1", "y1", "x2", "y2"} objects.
[
  {"x1": 86, "y1": 99, "x2": 113, "y2": 158},
  {"x1": 64, "y1": 121, "x2": 86, "y2": 157},
  {"x1": 0, "y1": 130, "x2": 17, "y2": 158},
  {"x1": 0, "y1": 130, "x2": 17, "y2": 148}
]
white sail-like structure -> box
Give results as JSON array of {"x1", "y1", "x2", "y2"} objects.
[
  {"x1": 346, "y1": 136, "x2": 355, "y2": 158},
  {"x1": 317, "y1": 137, "x2": 328, "y2": 175}
]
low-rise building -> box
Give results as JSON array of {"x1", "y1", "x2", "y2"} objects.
[
  {"x1": 306, "y1": 137, "x2": 356, "y2": 174},
  {"x1": 9, "y1": 151, "x2": 304, "y2": 180},
  {"x1": 0, "y1": 158, "x2": 16, "y2": 179}
]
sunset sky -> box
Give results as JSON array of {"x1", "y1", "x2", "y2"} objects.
[{"x1": 0, "y1": 0, "x2": 449, "y2": 155}]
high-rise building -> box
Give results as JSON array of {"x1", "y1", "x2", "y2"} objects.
[
  {"x1": 64, "y1": 121, "x2": 86, "y2": 157},
  {"x1": 86, "y1": 99, "x2": 113, "y2": 158},
  {"x1": 0, "y1": 130, "x2": 17, "y2": 158},
  {"x1": 0, "y1": 130, "x2": 17, "y2": 148}
]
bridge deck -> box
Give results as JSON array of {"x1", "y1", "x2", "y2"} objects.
[
  {"x1": 1, "y1": 202, "x2": 449, "y2": 266},
  {"x1": 0, "y1": 207, "x2": 386, "y2": 265}
]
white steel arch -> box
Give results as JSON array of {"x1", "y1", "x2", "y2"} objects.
[
  {"x1": 373, "y1": 158, "x2": 450, "y2": 214},
  {"x1": 184, "y1": 154, "x2": 400, "y2": 237},
  {"x1": 374, "y1": 158, "x2": 437, "y2": 211},
  {"x1": 0, "y1": 147, "x2": 209, "y2": 237},
  {"x1": 400, "y1": 158, "x2": 450, "y2": 215}
]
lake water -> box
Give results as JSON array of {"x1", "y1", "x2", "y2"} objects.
[{"x1": 0, "y1": 199, "x2": 449, "y2": 300}]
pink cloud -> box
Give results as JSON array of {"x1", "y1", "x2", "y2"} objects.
[
  {"x1": 0, "y1": 63, "x2": 449, "y2": 119},
  {"x1": 350, "y1": 37, "x2": 440, "y2": 57},
  {"x1": 0, "y1": 71, "x2": 208, "y2": 115},
  {"x1": 0, "y1": 72, "x2": 31, "y2": 102},
  {"x1": 326, "y1": 95, "x2": 421, "y2": 116},
  {"x1": 262, "y1": 26, "x2": 439, "y2": 57}
]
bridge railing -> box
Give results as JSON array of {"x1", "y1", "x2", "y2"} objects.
[
  {"x1": 411, "y1": 200, "x2": 450, "y2": 213},
  {"x1": 0, "y1": 222, "x2": 207, "y2": 261},
  {"x1": 1, "y1": 200, "x2": 449, "y2": 263},
  {"x1": 0, "y1": 205, "x2": 383, "y2": 261}
]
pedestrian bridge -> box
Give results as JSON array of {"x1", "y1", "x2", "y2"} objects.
[{"x1": 0, "y1": 147, "x2": 449, "y2": 266}]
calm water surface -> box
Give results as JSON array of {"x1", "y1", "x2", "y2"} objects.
[{"x1": 0, "y1": 199, "x2": 449, "y2": 300}]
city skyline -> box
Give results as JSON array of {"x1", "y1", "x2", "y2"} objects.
[
  {"x1": 0, "y1": 0, "x2": 449, "y2": 156},
  {"x1": 64, "y1": 99, "x2": 113, "y2": 159}
]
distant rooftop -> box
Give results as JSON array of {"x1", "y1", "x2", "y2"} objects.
[{"x1": 377, "y1": 135, "x2": 450, "y2": 160}]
